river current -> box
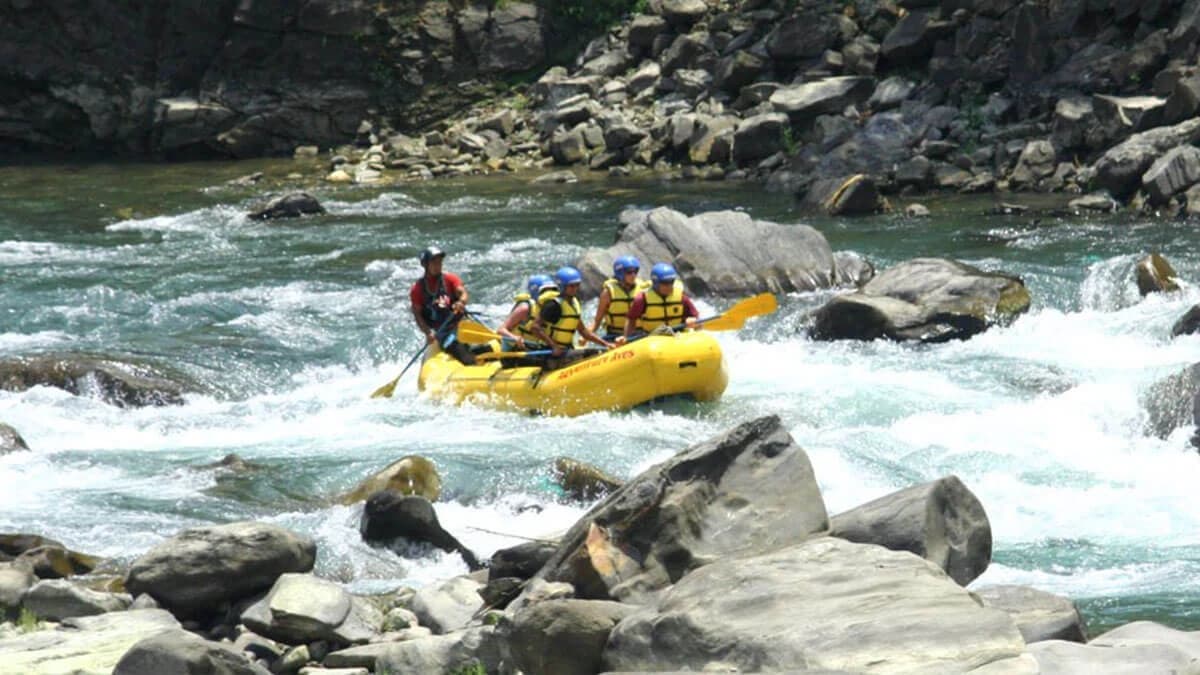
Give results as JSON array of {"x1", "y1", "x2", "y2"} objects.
[{"x1": 1, "y1": 159, "x2": 1198, "y2": 634}]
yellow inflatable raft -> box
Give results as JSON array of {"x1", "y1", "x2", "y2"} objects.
[{"x1": 417, "y1": 331, "x2": 728, "y2": 416}]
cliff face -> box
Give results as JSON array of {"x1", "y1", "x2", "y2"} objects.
[{"x1": 0, "y1": 0, "x2": 547, "y2": 157}]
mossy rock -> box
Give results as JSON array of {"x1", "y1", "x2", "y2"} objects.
[
  {"x1": 340, "y1": 455, "x2": 441, "y2": 504},
  {"x1": 552, "y1": 457, "x2": 623, "y2": 502}
]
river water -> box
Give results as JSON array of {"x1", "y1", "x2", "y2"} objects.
[{"x1": 1, "y1": 159, "x2": 1198, "y2": 634}]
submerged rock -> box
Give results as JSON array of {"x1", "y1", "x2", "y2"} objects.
[
  {"x1": 0, "y1": 353, "x2": 188, "y2": 407},
  {"x1": 0, "y1": 423, "x2": 28, "y2": 453},
  {"x1": 552, "y1": 457, "x2": 622, "y2": 502},
  {"x1": 811, "y1": 258, "x2": 1031, "y2": 343},
  {"x1": 360, "y1": 492, "x2": 480, "y2": 570},
  {"x1": 246, "y1": 192, "x2": 326, "y2": 220},
  {"x1": 1142, "y1": 362, "x2": 1200, "y2": 442},
  {"x1": 1135, "y1": 252, "x2": 1181, "y2": 296},
  {"x1": 340, "y1": 455, "x2": 442, "y2": 504},
  {"x1": 1172, "y1": 304, "x2": 1200, "y2": 337}
]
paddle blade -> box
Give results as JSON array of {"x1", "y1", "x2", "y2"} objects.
[
  {"x1": 457, "y1": 319, "x2": 500, "y2": 344},
  {"x1": 370, "y1": 376, "x2": 401, "y2": 399},
  {"x1": 703, "y1": 292, "x2": 778, "y2": 331}
]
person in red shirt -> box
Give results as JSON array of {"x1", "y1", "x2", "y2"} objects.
[
  {"x1": 409, "y1": 246, "x2": 475, "y2": 365},
  {"x1": 621, "y1": 262, "x2": 699, "y2": 341}
]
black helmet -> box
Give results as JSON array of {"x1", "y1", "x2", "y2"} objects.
[{"x1": 419, "y1": 246, "x2": 446, "y2": 265}]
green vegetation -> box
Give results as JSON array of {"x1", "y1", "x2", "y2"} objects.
[
  {"x1": 539, "y1": 0, "x2": 645, "y2": 63},
  {"x1": 17, "y1": 607, "x2": 38, "y2": 633},
  {"x1": 782, "y1": 125, "x2": 798, "y2": 155},
  {"x1": 449, "y1": 662, "x2": 487, "y2": 675}
]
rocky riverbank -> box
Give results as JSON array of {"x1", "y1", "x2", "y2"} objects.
[
  {"x1": 14, "y1": 1, "x2": 1200, "y2": 216},
  {"x1": 4, "y1": 415, "x2": 1200, "y2": 674}
]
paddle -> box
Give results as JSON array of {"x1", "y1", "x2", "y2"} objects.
[
  {"x1": 697, "y1": 292, "x2": 778, "y2": 331},
  {"x1": 370, "y1": 315, "x2": 455, "y2": 399},
  {"x1": 456, "y1": 319, "x2": 502, "y2": 345}
]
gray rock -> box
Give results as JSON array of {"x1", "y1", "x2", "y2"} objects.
[
  {"x1": 882, "y1": 10, "x2": 943, "y2": 65},
  {"x1": 603, "y1": 537, "x2": 1025, "y2": 673},
  {"x1": 628, "y1": 15, "x2": 668, "y2": 51},
  {"x1": 604, "y1": 123, "x2": 646, "y2": 150},
  {"x1": 771, "y1": 77, "x2": 876, "y2": 121},
  {"x1": 896, "y1": 155, "x2": 933, "y2": 189},
  {"x1": 657, "y1": 0, "x2": 707, "y2": 28},
  {"x1": 531, "y1": 170, "x2": 578, "y2": 184},
  {"x1": 830, "y1": 476, "x2": 991, "y2": 586},
  {"x1": 324, "y1": 642, "x2": 395, "y2": 669},
  {"x1": 1094, "y1": 94, "x2": 1167, "y2": 136},
  {"x1": 0, "y1": 609, "x2": 181, "y2": 674},
  {"x1": 489, "y1": 541, "x2": 559, "y2": 582},
  {"x1": 1030, "y1": 621, "x2": 1200, "y2": 674},
  {"x1": 152, "y1": 97, "x2": 236, "y2": 151},
  {"x1": 375, "y1": 626, "x2": 502, "y2": 674},
  {"x1": 975, "y1": 585, "x2": 1087, "y2": 643},
  {"x1": 579, "y1": 49, "x2": 635, "y2": 78},
  {"x1": 811, "y1": 258, "x2": 1031, "y2": 343},
  {"x1": 504, "y1": 600, "x2": 636, "y2": 675},
  {"x1": 626, "y1": 61, "x2": 661, "y2": 94},
  {"x1": 1135, "y1": 252, "x2": 1181, "y2": 296},
  {"x1": 1142, "y1": 145, "x2": 1200, "y2": 205},
  {"x1": 1164, "y1": 75, "x2": 1200, "y2": 124},
  {"x1": 247, "y1": 192, "x2": 326, "y2": 221},
  {"x1": 0, "y1": 423, "x2": 28, "y2": 453},
  {"x1": 240, "y1": 573, "x2": 359, "y2": 645},
  {"x1": 767, "y1": 13, "x2": 839, "y2": 60},
  {"x1": 1093, "y1": 118, "x2": 1200, "y2": 197},
  {"x1": 1069, "y1": 192, "x2": 1119, "y2": 213},
  {"x1": 673, "y1": 68, "x2": 713, "y2": 98},
  {"x1": 1172, "y1": 305, "x2": 1200, "y2": 337},
  {"x1": 533, "y1": 416, "x2": 828, "y2": 603},
  {"x1": 574, "y1": 207, "x2": 846, "y2": 297},
  {"x1": 822, "y1": 174, "x2": 884, "y2": 216},
  {"x1": 22, "y1": 580, "x2": 131, "y2": 621},
  {"x1": 0, "y1": 564, "x2": 35, "y2": 612},
  {"x1": 17, "y1": 544, "x2": 99, "y2": 579},
  {"x1": 0, "y1": 353, "x2": 187, "y2": 407},
  {"x1": 125, "y1": 521, "x2": 316, "y2": 618},
  {"x1": 732, "y1": 113, "x2": 788, "y2": 165},
  {"x1": 113, "y1": 628, "x2": 265, "y2": 675},
  {"x1": 868, "y1": 76, "x2": 916, "y2": 110},
  {"x1": 714, "y1": 50, "x2": 764, "y2": 92},
  {"x1": 1009, "y1": 140, "x2": 1056, "y2": 189},
  {"x1": 660, "y1": 33, "x2": 713, "y2": 75},
  {"x1": 551, "y1": 128, "x2": 587, "y2": 165},
  {"x1": 478, "y1": 3, "x2": 545, "y2": 74},
  {"x1": 410, "y1": 577, "x2": 484, "y2": 634},
  {"x1": 361, "y1": 492, "x2": 479, "y2": 570},
  {"x1": 905, "y1": 204, "x2": 931, "y2": 218},
  {"x1": 1142, "y1": 362, "x2": 1200, "y2": 441},
  {"x1": 687, "y1": 115, "x2": 735, "y2": 164}
]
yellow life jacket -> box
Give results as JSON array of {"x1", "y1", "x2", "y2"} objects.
[
  {"x1": 509, "y1": 291, "x2": 542, "y2": 342},
  {"x1": 538, "y1": 290, "x2": 582, "y2": 348},
  {"x1": 638, "y1": 280, "x2": 686, "y2": 331},
  {"x1": 601, "y1": 278, "x2": 651, "y2": 333}
]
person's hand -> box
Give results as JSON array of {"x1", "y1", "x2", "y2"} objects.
[
  {"x1": 685, "y1": 317, "x2": 698, "y2": 330},
  {"x1": 425, "y1": 329, "x2": 438, "y2": 345},
  {"x1": 451, "y1": 300, "x2": 466, "y2": 315},
  {"x1": 614, "y1": 336, "x2": 627, "y2": 346},
  {"x1": 551, "y1": 344, "x2": 565, "y2": 357},
  {"x1": 600, "y1": 340, "x2": 614, "y2": 350},
  {"x1": 515, "y1": 337, "x2": 526, "y2": 350}
]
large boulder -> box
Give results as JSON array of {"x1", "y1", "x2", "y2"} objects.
[
  {"x1": 359, "y1": 492, "x2": 480, "y2": 570},
  {"x1": 602, "y1": 537, "x2": 1026, "y2": 673},
  {"x1": 1030, "y1": 621, "x2": 1200, "y2": 673},
  {"x1": 1009, "y1": 140, "x2": 1057, "y2": 189},
  {"x1": 0, "y1": 564, "x2": 35, "y2": 614},
  {"x1": 829, "y1": 476, "x2": 991, "y2": 587},
  {"x1": 22, "y1": 579, "x2": 131, "y2": 620},
  {"x1": 767, "y1": 13, "x2": 840, "y2": 60},
  {"x1": 532, "y1": 416, "x2": 829, "y2": 603},
  {"x1": 0, "y1": 353, "x2": 187, "y2": 407},
  {"x1": 0, "y1": 609, "x2": 181, "y2": 674},
  {"x1": 503, "y1": 599, "x2": 636, "y2": 675},
  {"x1": 477, "y1": 3, "x2": 545, "y2": 74},
  {"x1": 974, "y1": 585, "x2": 1087, "y2": 643},
  {"x1": 820, "y1": 174, "x2": 885, "y2": 216},
  {"x1": 771, "y1": 77, "x2": 876, "y2": 122},
  {"x1": 113, "y1": 628, "x2": 264, "y2": 675},
  {"x1": 246, "y1": 192, "x2": 326, "y2": 220},
  {"x1": 240, "y1": 573, "x2": 382, "y2": 645},
  {"x1": 125, "y1": 522, "x2": 316, "y2": 618},
  {"x1": 1141, "y1": 362, "x2": 1200, "y2": 442},
  {"x1": 339, "y1": 455, "x2": 441, "y2": 504},
  {"x1": 16, "y1": 544, "x2": 100, "y2": 579},
  {"x1": 375, "y1": 625, "x2": 503, "y2": 674},
  {"x1": 573, "y1": 207, "x2": 858, "y2": 298},
  {"x1": 1092, "y1": 118, "x2": 1200, "y2": 197},
  {"x1": 410, "y1": 576, "x2": 485, "y2": 635},
  {"x1": 1172, "y1": 305, "x2": 1200, "y2": 337},
  {"x1": 811, "y1": 258, "x2": 1031, "y2": 343},
  {"x1": 0, "y1": 423, "x2": 28, "y2": 453},
  {"x1": 1142, "y1": 145, "x2": 1200, "y2": 205},
  {"x1": 732, "y1": 113, "x2": 789, "y2": 165}
]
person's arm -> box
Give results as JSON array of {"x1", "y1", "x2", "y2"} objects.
[
  {"x1": 447, "y1": 274, "x2": 469, "y2": 314},
  {"x1": 496, "y1": 304, "x2": 530, "y2": 347},
  {"x1": 623, "y1": 295, "x2": 646, "y2": 339},
  {"x1": 410, "y1": 285, "x2": 438, "y2": 344},
  {"x1": 533, "y1": 300, "x2": 562, "y2": 354},
  {"x1": 683, "y1": 295, "x2": 700, "y2": 330},
  {"x1": 577, "y1": 322, "x2": 612, "y2": 349},
  {"x1": 590, "y1": 287, "x2": 611, "y2": 334}
]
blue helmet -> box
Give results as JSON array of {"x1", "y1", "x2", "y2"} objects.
[
  {"x1": 613, "y1": 255, "x2": 641, "y2": 277},
  {"x1": 526, "y1": 274, "x2": 553, "y2": 297},
  {"x1": 651, "y1": 262, "x2": 678, "y2": 284},
  {"x1": 555, "y1": 266, "x2": 583, "y2": 287}
]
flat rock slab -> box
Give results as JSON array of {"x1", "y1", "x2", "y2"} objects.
[
  {"x1": 603, "y1": 537, "x2": 1025, "y2": 673},
  {"x1": 0, "y1": 609, "x2": 181, "y2": 675},
  {"x1": 974, "y1": 585, "x2": 1087, "y2": 643}
]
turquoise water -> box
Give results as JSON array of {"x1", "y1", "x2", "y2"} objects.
[{"x1": 1, "y1": 159, "x2": 1199, "y2": 634}]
